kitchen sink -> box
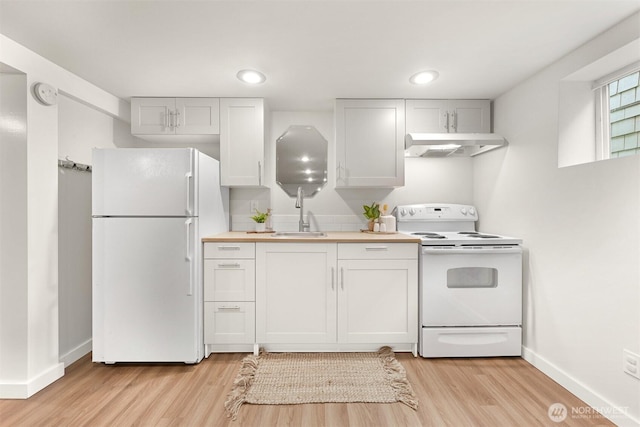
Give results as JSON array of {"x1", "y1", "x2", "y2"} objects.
[{"x1": 271, "y1": 231, "x2": 327, "y2": 238}]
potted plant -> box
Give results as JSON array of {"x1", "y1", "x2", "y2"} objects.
[
  {"x1": 362, "y1": 202, "x2": 380, "y2": 231},
  {"x1": 251, "y1": 208, "x2": 268, "y2": 232}
]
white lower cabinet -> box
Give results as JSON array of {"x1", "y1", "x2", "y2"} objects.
[
  {"x1": 203, "y1": 242, "x2": 256, "y2": 355},
  {"x1": 337, "y1": 243, "x2": 418, "y2": 345},
  {"x1": 255, "y1": 242, "x2": 418, "y2": 352},
  {"x1": 337, "y1": 259, "x2": 417, "y2": 344},
  {"x1": 204, "y1": 302, "x2": 255, "y2": 344},
  {"x1": 256, "y1": 243, "x2": 337, "y2": 344}
]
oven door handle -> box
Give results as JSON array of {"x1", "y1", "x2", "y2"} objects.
[{"x1": 422, "y1": 247, "x2": 522, "y2": 255}]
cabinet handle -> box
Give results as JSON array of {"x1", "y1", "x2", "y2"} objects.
[
  {"x1": 218, "y1": 305, "x2": 241, "y2": 311},
  {"x1": 451, "y1": 111, "x2": 457, "y2": 132},
  {"x1": 365, "y1": 246, "x2": 388, "y2": 251},
  {"x1": 218, "y1": 263, "x2": 241, "y2": 268},
  {"x1": 218, "y1": 246, "x2": 241, "y2": 251},
  {"x1": 169, "y1": 110, "x2": 176, "y2": 129},
  {"x1": 443, "y1": 112, "x2": 449, "y2": 132},
  {"x1": 258, "y1": 161, "x2": 262, "y2": 186},
  {"x1": 340, "y1": 267, "x2": 344, "y2": 290},
  {"x1": 331, "y1": 267, "x2": 335, "y2": 290},
  {"x1": 174, "y1": 110, "x2": 181, "y2": 128}
]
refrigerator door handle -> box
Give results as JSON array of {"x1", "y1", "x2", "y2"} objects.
[
  {"x1": 185, "y1": 172, "x2": 193, "y2": 216},
  {"x1": 185, "y1": 149, "x2": 194, "y2": 216},
  {"x1": 185, "y1": 219, "x2": 193, "y2": 295}
]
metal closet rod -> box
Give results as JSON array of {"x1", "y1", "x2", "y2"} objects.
[{"x1": 58, "y1": 157, "x2": 92, "y2": 172}]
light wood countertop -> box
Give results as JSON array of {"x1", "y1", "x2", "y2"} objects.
[{"x1": 202, "y1": 231, "x2": 420, "y2": 243}]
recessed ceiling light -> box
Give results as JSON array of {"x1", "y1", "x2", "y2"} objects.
[
  {"x1": 409, "y1": 70, "x2": 439, "y2": 85},
  {"x1": 237, "y1": 69, "x2": 266, "y2": 84}
]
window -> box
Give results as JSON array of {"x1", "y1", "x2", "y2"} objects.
[
  {"x1": 595, "y1": 67, "x2": 640, "y2": 159},
  {"x1": 557, "y1": 28, "x2": 639, "y2": 168},
  {"x1": 607, "y1": 71, "x2": 640, "y2": 158}
]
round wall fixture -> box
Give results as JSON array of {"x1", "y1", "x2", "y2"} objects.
[{"x1": 33, "y1": 82, "x2": 58, "y2": 105}]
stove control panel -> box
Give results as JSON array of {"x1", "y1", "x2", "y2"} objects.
[{"x1": 394, "y1": 203, "x2": 478, "y2": 222}]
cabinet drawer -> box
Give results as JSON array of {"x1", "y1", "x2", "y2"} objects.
[
  {"x1": 204, "y1": 259, "x2": 255, "y2": 301},
  {"x1": 204, "y1": 302, "x2": 255, "y2": 344},
  {"x1": 204, "y1": 242, "x2": 255, "y2": 259},
  {"x1": 338, "y1": 243, "x2": 418, "y2": 260}
]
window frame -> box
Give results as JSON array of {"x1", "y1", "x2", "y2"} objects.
[{"x1": 594, "y1": 63, "x2": 640, "y2": 160}]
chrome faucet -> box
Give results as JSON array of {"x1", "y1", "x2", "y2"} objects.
[{"x1": 295, "y1": 186, "x2": 310, "y2": 232}]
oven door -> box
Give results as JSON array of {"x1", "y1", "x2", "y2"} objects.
[{"x1": 421, "y1": 246, "x2": 522, "y2": 326}]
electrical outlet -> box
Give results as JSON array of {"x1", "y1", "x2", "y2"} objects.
[
  {"x1": 623, "y1": 349, "x2": 640, "y2": 379},
  {"x1": 250, "y1": 200, "x2": 259, "y2": 213}
]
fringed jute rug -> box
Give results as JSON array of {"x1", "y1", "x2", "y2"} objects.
[{"x1": 224, "y1": 346, "x2": 418, "y2": 420}]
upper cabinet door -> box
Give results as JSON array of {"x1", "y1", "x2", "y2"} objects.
[
  {"x1": 175, "y1": 98, "x2": 220, "y2": 135},
  {"x1": 449, "y1": 100, "x2": 490, "y2": 133},
  {"x1": 335, "y1": 99, "x2": 405, "y2": 188},
  {"x1": 220, "y1": 98, "x2": 265, "y2": 187},
  {"x1": 131, "y1": 97, "x2": 220, "y2": 136},
  {"x1": 131, "y1": 98, "x2": 175, "y2": 135},
  {"x1": 405, "y1": 100, "x2": 448, "y2": 133},
  {"x1": 406, "y1": 99, "x2": 490, "y2": 134}
]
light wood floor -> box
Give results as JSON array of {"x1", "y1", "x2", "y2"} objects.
[{"x1": 0, "y1": 352, "x2": 614, "y2": 426}]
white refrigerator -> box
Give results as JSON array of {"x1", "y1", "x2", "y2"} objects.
[{"x1": 92, "y1": 148, "x2": 229, "y2": 363}]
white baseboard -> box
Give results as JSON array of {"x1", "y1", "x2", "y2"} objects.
[
  {"x1": 522, "y1": 346, "x2": 640, "y2": 427},
  {"x1": 60, "y1": 338, "x2": 92, "y2": 367},
  {"x1": 0, "y1": 362, "x2": 64, "y2": 399}
]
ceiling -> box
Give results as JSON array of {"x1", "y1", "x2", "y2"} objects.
[{"x1": 1, "y1": 0, "x2": 639, "y2": 111}]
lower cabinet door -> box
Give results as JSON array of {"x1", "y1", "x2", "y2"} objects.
[
  {"x1": 204, "y1": 259, "x2": 255, "y2": 301},
  {"x1": 256, "y1": 243, "x2": 337, "y2": 343},
  {"x1": 204, "y1": 302, "x2": 255, "y2": 344},
  {"x1": 337, "y1": 259, "x2": 418, "y2": 344}
]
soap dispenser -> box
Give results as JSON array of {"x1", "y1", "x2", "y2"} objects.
[{"x1": 265, "y1": 208, "x2": 273, "y2": 231}]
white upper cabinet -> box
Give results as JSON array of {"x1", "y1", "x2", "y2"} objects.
[
  {"x1": 405, "y1": 99, "x2": 490, "y2": 134},
  {"x1": 131, "y1": 97, "x2": 220, "y2": 135},
  {"x1": 335, "y1": 99, "x2": 405, "y2": 188},
  {"x1": 220, "y1": 98, "x2": 265, "y2": 187}
]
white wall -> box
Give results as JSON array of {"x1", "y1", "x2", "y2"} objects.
[
  {"x1": 474, "y1": 12, "x2": 640, "y2": 426},
  {"x1": 57, "y1": 167, "x2": 92, "y2": 366},
  {"x1": 57, "y1": 95, "x2": 144, "y2": 367},
  {"x1": 58, "y1": 94, "x2": 142, "y2": 165},
  {"x1": 230, "y1": 110, "x2": 474, "y2": 231},
  {"x1": 0, "y1": 72, "x2": 29, "y2": 387},
  {"x1": 0, "y1": 34, "x2": 131, "y2": 398}
]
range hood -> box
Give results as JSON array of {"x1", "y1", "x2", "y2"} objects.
[{"x1": 405, "y1": 133, "x2": 506, "y2": 157}]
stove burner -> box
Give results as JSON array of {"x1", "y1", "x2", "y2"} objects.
[
  {"x1": 413, "y1": 232, "x2": 446, "y2": 239},
  {"x1": 458, "y1": 231, "x2": 501, "y2": 239}
]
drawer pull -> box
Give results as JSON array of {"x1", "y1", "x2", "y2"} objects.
[
  {"x1": 218, "y1": 246, "x2": 241, "y2": 251},
  {"x1": 365, "y1": 246, "x2": 388, "y2": 251},
  {"x1": 218, "y1": 306, "x2": 241, "y2": 311},
  {"x1": 218, "y1": 263, "x2": 241, "y2": 268}
]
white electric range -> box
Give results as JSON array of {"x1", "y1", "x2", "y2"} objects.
[{"x1": 394, "y1": 203, "x2": 523, "y2": 358}]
